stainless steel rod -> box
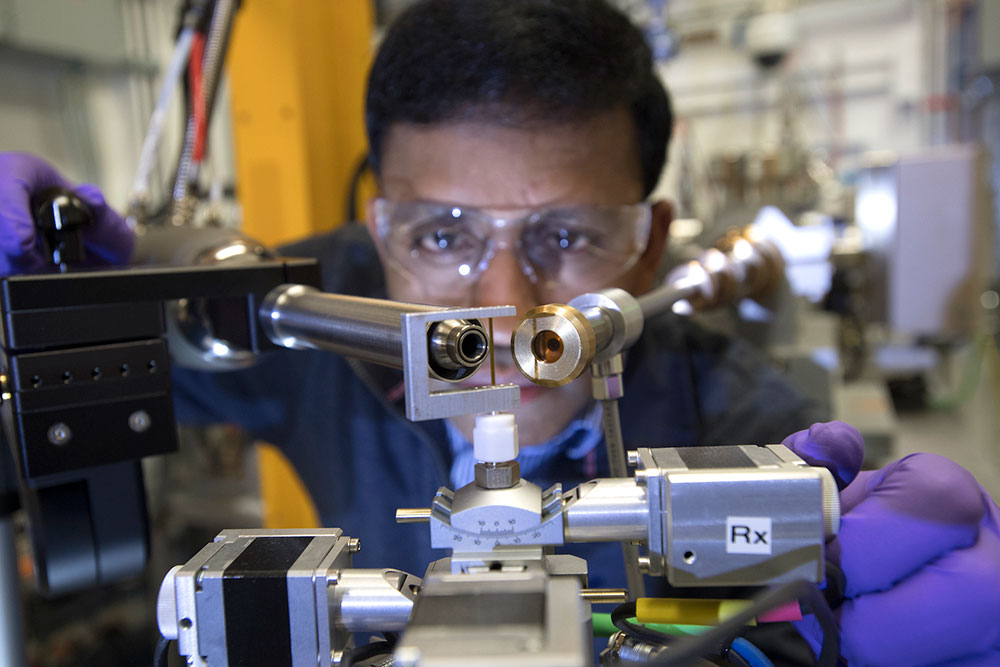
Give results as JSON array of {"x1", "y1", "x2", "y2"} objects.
[
  {"x1": 259, "y1": 285, "x2": 487, "y2": 378},
  {"x1": 395, "y1": 508, "x2": 432, "y2": 524},
  {"x1": 580, "y1": 588, "x2": 629, "y2": 604},
  {"x1": 563, "y1": 478, "x2": 648, "y2": 542},
  {"x1": 331, "y1": 569, "x2": 419, "y2": 633},
  {"x1": 635, "y1": 282, "x2": 698, "y2": 321}
]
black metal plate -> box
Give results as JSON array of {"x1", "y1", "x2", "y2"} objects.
[
  {"x1": 677, "y1": 445, "x2": 756, "y2": 469},
  {"x1": 223, "y1": 536, "x2": 315, "y2": 667}
]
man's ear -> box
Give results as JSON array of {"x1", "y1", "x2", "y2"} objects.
[
  {"x1": 363, "y1": 198, "x2": 384, "y2": 254},
  {"x1": 631, "y1": 199, "x2": 672, "y2": 293}
]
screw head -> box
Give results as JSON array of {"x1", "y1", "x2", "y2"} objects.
[
  {"x1": 47, "y1": 423, "x2": 72, "y2": 445},
  {"x1": 128, "y1": 410, "x2": 151, "y2": 433}
]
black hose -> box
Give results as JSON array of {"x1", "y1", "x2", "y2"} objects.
[
  {"x1": 341, "y1": 640, "x2": 394, "y2": 667},
  {"x1": 153, "y1": 637, "x2": 171, "y2": 667},
  {"x1": 611, "y1": 601, "x2": 678, "y2": 646},
  {"x1": 645, "y1": 580, "x2": 838, "y2": 667}
]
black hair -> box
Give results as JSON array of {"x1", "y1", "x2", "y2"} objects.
[{"x1": 365, "y1": 0, "x2": 673, "y2": 197}]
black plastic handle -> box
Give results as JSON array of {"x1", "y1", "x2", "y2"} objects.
[{"x1": 30, "y1": 186, "x2": 93, "y2": 270}]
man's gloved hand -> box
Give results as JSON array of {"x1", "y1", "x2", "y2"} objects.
[
  {"x1": 0, "y1": 152, "x2": 133, "y2": 274},
  {"x1": 783, "y1": 421, "x2": 1000, "y2": 666}
]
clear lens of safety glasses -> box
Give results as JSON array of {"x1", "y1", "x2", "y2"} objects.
[{"x1": 374, "y1": 199, "x2": 651, "y2": 293}]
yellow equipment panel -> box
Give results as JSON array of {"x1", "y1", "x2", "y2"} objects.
[
  {"x1": 229, "y1": 0, "x2": 373, "y2": 244},
  {"x1": 228, "y1": 0, "x2": 374, "y2": 527}
]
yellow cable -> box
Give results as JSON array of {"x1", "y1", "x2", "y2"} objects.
[{"x1": 636, "y1": 598, "x2": 756, "y2": 627}]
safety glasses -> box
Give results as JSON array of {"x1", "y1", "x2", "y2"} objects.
[{"x1": 373, "y1": 198, "x2": 651, "y2": 297}]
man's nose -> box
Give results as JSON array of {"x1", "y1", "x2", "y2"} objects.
[{"x1": 471, "y1": 248, "x2": 540, "y2": 342}]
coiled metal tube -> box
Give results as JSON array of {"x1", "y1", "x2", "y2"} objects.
[{"x1": 171, "y1": 0, "x2": 237, "y2": 211}]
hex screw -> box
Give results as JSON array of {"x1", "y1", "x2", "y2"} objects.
[
  {"x1": 129, "y1": 410, "x2": 151, "y2": 433},
  {"x1": 47, "y1": 423, "x2": 72, "y2": 446}
]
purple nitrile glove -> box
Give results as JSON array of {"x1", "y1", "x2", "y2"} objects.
[
  {"x1": 784, "y1": 421, "x2": 1000, "y2": 666},
  {"x1": 0, "y1": 152, "x2": 134, "y2": 275}
]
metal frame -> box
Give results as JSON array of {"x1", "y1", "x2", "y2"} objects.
[
  {"x1": 0, "y1": 258, "x2": 321, "y2": 598},
  {"x1": 401, "y1": 305, "x2": 519, "y2": 421}
]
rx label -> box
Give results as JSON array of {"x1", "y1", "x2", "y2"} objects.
[{"x1": 726, "y1": 517, "x2": 772, "y2": 554}]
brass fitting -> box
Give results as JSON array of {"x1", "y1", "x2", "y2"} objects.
[{"x1": 511, "y1": 304, "x2": 595, "y2": 387}]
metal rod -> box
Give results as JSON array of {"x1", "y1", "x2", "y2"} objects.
[
  {"x1": 563, "y1": 478, "x2": 648, "y2": 542},
  {"x1": 330, "y1": 569, "x2": 420, "y2": 633},
  {"x1": 395, "y1": 508, "x2": 432, "y2": 524},
  {"x1": 0, "y1": 517, "x2": 26, "y2": 667},
  {"x1": 635, "y1": 282, "x2": 698, "y2": 321},
  {"x1": 600, "y1": 399, "x2": 646, "y2": 599},
  {"x1": 259, "y1": 285, "x2": 488, "y2": 380},
  {"x1": 580, "y1": 588, "x2": 629, "y2": 604}
]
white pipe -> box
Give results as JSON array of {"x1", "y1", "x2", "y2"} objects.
[{"x1": 129, "y1": 26, "x2": 196, "y2": 218}]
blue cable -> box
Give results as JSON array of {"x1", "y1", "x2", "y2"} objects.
[{"x1": 730, "y1": 637, "x2": 774, "y2": 667}]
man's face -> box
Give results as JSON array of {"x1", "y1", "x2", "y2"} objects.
[{"x1": 366, "y1": 108, "x2": 669, "y2": 445}]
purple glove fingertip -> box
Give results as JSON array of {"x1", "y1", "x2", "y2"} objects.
[
  {"x1": 866, "y1": 453, "x2": 985, "y2": 523},
  {"x1": 74, "y1": 183, "x2": 107, "y2": 209},
  {"x1": 74, "y1": 183, "x2": 134, "y2": 265},
  {"x1": 0, "y1": 196, "x2": 38, "y2": 260},
  {"x1": 782, "y1": 421, "x2": 864, "y2": 490},
  {"x1": 0, "y1": 152, "x2": 72, "y2": 272}
]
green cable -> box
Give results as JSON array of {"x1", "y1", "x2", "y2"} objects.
[
  {"x1": 592, "y1": 612, "x2": 710, "y2": 638},
  {"x1": 985, "y1": 334, "x2": 1000, "y2": 410},
  {"x1": 930, "y1": 335, "x2": 988, "y2": 411}
]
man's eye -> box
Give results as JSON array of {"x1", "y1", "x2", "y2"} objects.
[
  {"x1": 417, "y1": 229, "x2": 456, "y2": 252},
  {"x1": 410, "y1": 220, "x2": 478, "y2": 255},
  {"x1": 533, "y1": 223, "x2": 595, "y2": 252}
]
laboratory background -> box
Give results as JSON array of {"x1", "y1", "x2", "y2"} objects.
[{"x1": 0, "y1": 0, "x2": 998, "y2": 666}]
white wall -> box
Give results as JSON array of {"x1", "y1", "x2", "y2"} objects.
[
  {"x1": 0, "y1": 0, "x2": 959, "y2": 218},
  {"x1": 0, "y1": 51, "x2": 94, "y2": 180},
  {"x1": 657, "y1": 0, "x2": 941, "y2": 208}
]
